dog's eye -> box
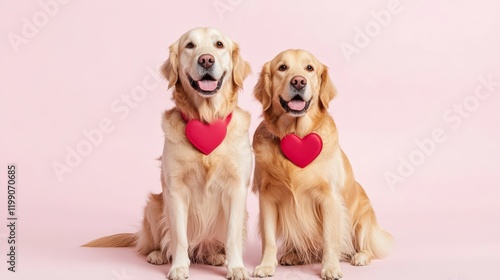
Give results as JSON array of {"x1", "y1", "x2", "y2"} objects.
[
  {"x1": 216, "y1": 41, "x2": 224, "y2": 48},
  {"x1": 186, "y1": 42, "x2": 195, "y2": 49},
  {"x1": 306, "y1": 65, "x2": 314, "y2": 71},
  {"x1": 278, "y1": 65, "x2": 288, "y2": 71}
]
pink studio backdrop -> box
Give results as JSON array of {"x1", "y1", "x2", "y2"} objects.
[{"x1": 1, "y1": 0, "x2": 500, "y2": 279}]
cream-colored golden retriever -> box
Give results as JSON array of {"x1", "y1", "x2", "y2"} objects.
[
  {"x1": 252, "y1": 49, "x2": 393, "y2": 279},
  {"x1": 84, "y1": 27, "x2": 252, "y2": 280}
]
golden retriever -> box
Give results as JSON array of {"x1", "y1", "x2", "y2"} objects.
[
  {"x1": 251, "y1": 49, "x2": 393, "y2": 279},
  {"x1": 84, "y1": 27, "x2": 252, "y2": 280}
]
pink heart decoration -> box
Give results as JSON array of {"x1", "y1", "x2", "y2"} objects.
[
  {"x1": 280, "y1": 133, "x2": 323, "y2": 168},
  {"x1": 184, "y1": 114, "x2": 232, "y2": 155}
]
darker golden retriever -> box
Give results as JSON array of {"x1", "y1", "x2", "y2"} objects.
[{"x1": 252, "y1": 49, "x2": 393, "y2": 280}]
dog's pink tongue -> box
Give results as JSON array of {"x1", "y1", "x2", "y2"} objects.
[
  {"x1": 288, "y1": 100, "x2": 306, "y2": 111},
  {"x1": 198, "y1": 80, "x2": 218, "y2": 91}
]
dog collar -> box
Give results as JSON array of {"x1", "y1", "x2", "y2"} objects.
[
  {"x1": 181, "y1": 112, "x2": 232, "y2": 155},
  {"x1": 280, "y1": 133, "x2": 323, "y2": 168}
]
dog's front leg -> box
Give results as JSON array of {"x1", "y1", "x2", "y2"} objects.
[
  {"x1": 165, "y1": 187, "x2": 190, "y2": 280},
  {"x1": 321, "y1": 194, "x2": 343, "y2": 280},
  {"x1": 253, "y1": 194, "x2": 278, "y2": 278},
  {"x1": 223, "y1": 184, "x2": 250, "y2": 280}
]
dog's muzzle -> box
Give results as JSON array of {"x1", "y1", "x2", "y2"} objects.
[
  {"x1": 279, "y1": 95, "x2": 311, "y2": 115},
  {"x1": 188, "y1": 72, "x2": 225, "y2": 96}
]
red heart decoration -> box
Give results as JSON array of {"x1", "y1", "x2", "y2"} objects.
[
  {"x1": 184, "y1": 114, "x2": 232, "y2": 155},
  {"x1": 280, "y1": 133, "x2": 323, "y2": 168}
]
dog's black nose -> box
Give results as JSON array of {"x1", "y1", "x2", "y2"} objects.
[
  {"x1": 290, "y1": 75, "x2": 307, "y2": 90},
  {"x1": 198, "y1": 54, "x2": 215, "y2": 69}
]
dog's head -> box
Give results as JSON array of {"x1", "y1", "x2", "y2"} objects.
[
  {"x1": 254, "y1": 49, "x2": 336, "y2": 119},
  {"x1": 161, "y1": 27, "x2": 250, "y2": 110}
]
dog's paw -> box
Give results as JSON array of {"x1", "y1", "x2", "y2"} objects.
[
  {"x1": 351, "y1": 252, "x2": 371, "y2": 266},
  {"x1": 279, "y1": 251, "x2": 305, "y2": 266},
  {"x1": 205, "y1": 252, "x2": 226, "y2": 266},
  {"x1": 147, "y1": 250, "x2": 169, "y2": 265},
  {"x1": 167, "y1": 266, "x2": 189, "y2": 280},
  {"x1": 321, "y1": 264, "x2": 343, "y2": 280},
  {"x1": 253, "y1": 264, "x2": 276, "y2": 278},
  {"x1": 226, "y1": 267, "x2": 250, "y2": 280}
]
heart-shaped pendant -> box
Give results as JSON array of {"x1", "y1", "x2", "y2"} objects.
[
  {"x1": 280, "y1": 133, "x2": 323, "y2": 168},
  {"x1": 184, "y1": 114, "x2": 232, "y2": 155}
]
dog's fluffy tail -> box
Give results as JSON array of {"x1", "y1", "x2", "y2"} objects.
[
  {"x1": 368, "y1": 224, "x2": 394, "y2": 259},
  {"x1": 82, "y1": 233, "x2": 137, "y2": 247}
]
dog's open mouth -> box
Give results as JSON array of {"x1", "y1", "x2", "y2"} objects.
[
  {"x1": 188, "y1": 72, "x2": 225, "y2": 96},
  {"x1": 279, "y1": 95, "x2": 311, "y2": 115}
]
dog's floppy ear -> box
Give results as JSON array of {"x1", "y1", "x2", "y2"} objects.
[
  {"x1": 161, "y1": 40, "x2": 179, "y2": 89},
  {"x1": 319, "y1": 64, "x2": 337, "y2": 110},
  {"x1": 254, "y1": 62, "x2": 272, "y2": 111},
  {"x1": 231, "y1": 42, "x2": 251, "y2": 89}
]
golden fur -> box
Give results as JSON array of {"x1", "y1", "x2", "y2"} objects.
[
  {"x1": 252, "y1": 49, "x2": 393, "y2": 279},
  {"x1": 84, "y1": 27, "x2": 252, "y2": 280}
]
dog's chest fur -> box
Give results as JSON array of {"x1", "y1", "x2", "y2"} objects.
[
  {"x1": 162, "y1": 107, "x2": 252, "y2": 192},
  {"x1": 253, "y1": 121, "x2": 352, "y2": 262}
]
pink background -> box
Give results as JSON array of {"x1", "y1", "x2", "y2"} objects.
[{"x1": 1, "y1": 0, "x2": 500, "y2": 279}]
